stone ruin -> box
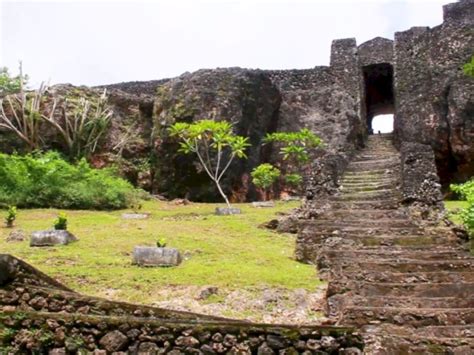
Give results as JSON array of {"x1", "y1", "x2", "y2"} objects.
[
  {"x1": 0, "y1": 0, "x2": 473, "y2": 353},
  {"x1": 0, "y1": 1, "x2": 472, "y2": 204}
]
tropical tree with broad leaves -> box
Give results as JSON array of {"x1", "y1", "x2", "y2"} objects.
[{"x1": 168, "y1": 119, "x2": 250, "y2": 208}]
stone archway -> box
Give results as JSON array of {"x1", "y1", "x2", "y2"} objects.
[{"x1": 362, "y1": 63, "x2": 395, "y2": 134}]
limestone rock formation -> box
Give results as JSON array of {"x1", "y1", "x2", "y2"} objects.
[
  {"x1": 1, "y1": 0, "x2": 472, "y2": 200},
  {"x1": 151, "y1": 68, "x2": 281, "y2": 201}
]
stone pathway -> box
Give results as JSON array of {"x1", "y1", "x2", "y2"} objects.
[{"x1": 298, "y1": 134, "x2": 474, "y2": 353}]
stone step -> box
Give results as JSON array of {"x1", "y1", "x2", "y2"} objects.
[
  {"x1": 327, "y1": 201, "x2": 400, "y2": 210},
  {"x1": 321, "y1": 249, "x2": 467, "y2": 262},
  {"x1": 303, "y1": 226, "x2": 423, "y2": 235},
  {"x1": 334, "y1": 193, "x2": 400, "y2": 202},
  {"x1": 350, "y1": 296, "x2": 474, "y2": 309},
  {"x1": 344, "y1": 168, "x2": 398, "y2": 175},
  {"x1": 340, "y1": 177, "x2": 398, "y2": 184},
  {"x1": 349, "y1": 282, "x2": 474, "y2": 298},
  {"x1": 352, "y1": 154, "x2": 399, "y2": 161},
  {"x1": 373, "y1": 334, "x2": 474, "y2": 354},
  {"x1": 340, "y1": 306, "x2": 474, "y2": 327},
  {"x1": 334, "y1": 271, "x2": 474, "y2": 284},
  {"x1": 339, "y1": 184, "x2": 396, "y2": 192},
  {"x1": 305, "y1": 218, "x2": 415, "y2": 228},
  {"x1": 299, "y1": 232, "x2": 461, "y2": 248},
  {"x1": 335, "y1": 259, "x2": 474, "y2": 273},
  {"x1": 321, "y1": 209, "x2": 408, "y2": 219}
]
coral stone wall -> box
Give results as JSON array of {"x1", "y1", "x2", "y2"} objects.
[{"x1": 394, "y1": 0, "x2": 474, "y2": 185}]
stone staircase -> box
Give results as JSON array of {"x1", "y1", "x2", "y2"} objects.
[{"x1": 297, "y1": 134, "x2": 474, "y2": 354}]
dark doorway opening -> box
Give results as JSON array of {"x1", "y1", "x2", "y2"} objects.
[{"x1": 363, "y1": 63, "x2": 395, "y2": 134}]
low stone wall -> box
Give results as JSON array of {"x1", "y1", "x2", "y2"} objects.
[
  {"x1": 0, "y1": 255, "x2": 364, "y2": 354},
  {"x1": 0, "y1": 310, "x2": 363, "y2": 354}
]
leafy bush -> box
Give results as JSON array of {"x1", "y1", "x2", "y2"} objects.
[
  {"x1": 251, "y1": 164, "x2": 280, "y2": 200},
  {"x1": 463, "y1": 55, "x2": 474, "y2": 78},
  {"x1": 0, "y1": 151, "x2": 141, "y2": 210},
  {"x1": 285, "y1": 173, "x2": 303, "y2": 187},
  {"x1": 451, "y1": 179, "x2": 474, "y2": 231},
  {"x1": 4, "y1": 205, "x2": 17, "y2": 227},
  {"x1": 54, "y1": 212, "x2": 68, "y2": 230},
  {"x1": 263, "y1": 128, "x2": 322, "y2": 193},
  {"x1": 156, "y1": 238, "x2": 167, "y2": 248}
]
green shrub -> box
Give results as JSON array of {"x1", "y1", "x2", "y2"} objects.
[
  {"x1": 463, "y1": 55, "x2": 474, "y2": 78},
  {"x1": 251, "y1": 163, "x2": 280, "y2": 201},
  {"x1": 0, "y1": 151, "x2": 141, "y2": 210},
  {"x1": 251, "y1": 164, "x2": 281, "y2": 190},
  {"x1": 156, "y1": 238, "x2": 167, "y2": 248},
  {"x1": 4, "y1": 206, "x2": 17, "y2": 228},
  {"x1": 54, "y1": 212, "x2": 68, "y2": 230},
  {"x1": 285, "y1": 173, "x2": 303, "y2": 187},
  {"x1": 451, "y1": 179, "x2": 474, "y2": 231}
]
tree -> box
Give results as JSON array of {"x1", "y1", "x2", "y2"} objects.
[
  {"x1": 251, "y1": 163, "x2": 280, "y2": 201},
  {"x1": 168, "y1": 119, "x2": 250, "y2": 208},
  {"x1": 0, "y1": 63, "x2": 44, "y2": 151},
  {"x1": 0, "y1": 64, "x2": 27, "y2": 97},
  {"x1": 264, "y1": 128, "x2": 322, "y2": 192},
  {"x1": 42, "y1": 90, "x2": 113, "y2": 159}
]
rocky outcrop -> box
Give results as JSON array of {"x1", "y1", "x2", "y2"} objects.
[
  {"x1": 151, "y1": 68, "x2": 281, "y2": 201},
  {"x1": 394, "y1": 0, "x2": 474, "y2": 185},
  {"x1": 1, "y1": 0, "x2": 472, "y2": 200}
]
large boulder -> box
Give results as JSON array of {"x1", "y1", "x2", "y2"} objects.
[
  {"x1": 0, "y1": 255, "x2": 15, "y2": 286},
  {"x1": 30, "y1": 230, "x2": 77, "y2": 247}
]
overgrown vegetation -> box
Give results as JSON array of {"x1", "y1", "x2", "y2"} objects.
[
  {"x1": 0, "y1": 64, "x2": 113, "y2": 159},
  {"x1": 450, "y1": 179, "x2": 474, "y2": 232},
  {"x1": 0, "y1": 152, "x2": 140, "y2": 210},
  {"x1": 42, "y1": 90, "x2": 113, "y2": 159},
  {"x1": 262, "y1": 128, "x2": 322, "y2": 194},
  {"x1": 169, "y1": 120, "x2": 250, "y2": 208}
]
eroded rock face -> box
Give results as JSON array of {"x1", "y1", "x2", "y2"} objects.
[
  {"x1": 394, "y1": 2, "x2": 474, "y2": 185},
  {"x1": 152, "y1": 68, "x2": 281, "y2": 202}
]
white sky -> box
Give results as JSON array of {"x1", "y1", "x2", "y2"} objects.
[
  {"x1": 372, "y1": 114, "x2": 394, "y2": 133},
  {"x1": 1, "y1": 0, "x2": 448, "y2": 87}
]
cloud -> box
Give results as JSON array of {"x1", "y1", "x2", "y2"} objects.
[{"x1": 0, "y1": 0, "x2": 450, "y2": 86}]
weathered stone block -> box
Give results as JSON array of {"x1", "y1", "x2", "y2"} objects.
[
  {"x1": 99, "y1": 330, "x2": 128, "y2": 352},
  {"x1": 121, "y1": 213, "x2": 150, "y2": 220},
  {"x1": 215, "y1": 207, "x2": 241, "y2": 215},
  {"x1": 252, "y1": 201, "x2": 275, "y2": 208},
  {"x1": 30, "y1": 230, "x2": 77, "y2": 247},
  {"x1": 132, "y1": 246, "x2": 182, "y2": 267}
]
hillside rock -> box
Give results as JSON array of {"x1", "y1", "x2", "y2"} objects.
[{"x1": 152, "y1": 68, "x2": 281, "y2": 201}]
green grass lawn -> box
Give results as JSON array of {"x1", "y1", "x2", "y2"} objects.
[
  {"x1": 0, "y1": 200, "x2": 319, "y2": 305},
  {"x1": 445, "y1": 200, "x2": 469, "y2": 225}
]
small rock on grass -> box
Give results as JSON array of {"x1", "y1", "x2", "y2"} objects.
[
  {"x1": 196, "y1": 286, "x2": 219, "y2": 300},
  {"x1": 6, "y1": 229, "x2": 26, "y2": 242}
]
